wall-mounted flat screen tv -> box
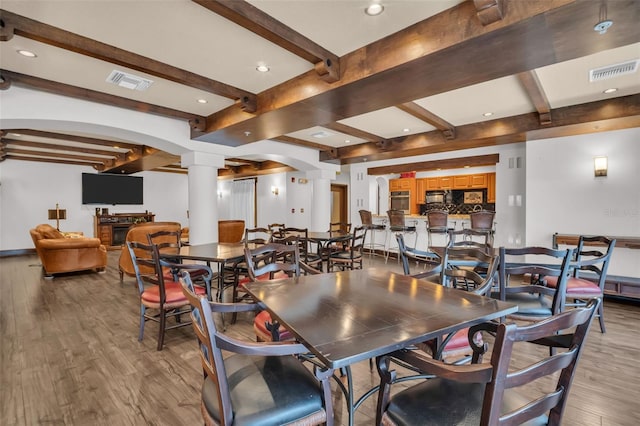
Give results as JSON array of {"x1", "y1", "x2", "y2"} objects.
[{"x1": 82, "y1": 173, "x2": 144, "y2": 205}]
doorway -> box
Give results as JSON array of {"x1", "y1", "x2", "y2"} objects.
[{"x1": 331, "y1": 184, "x2": 348, "y2": 226}]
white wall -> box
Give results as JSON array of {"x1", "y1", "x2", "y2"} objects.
[
  {"x1": 526, "y1": 127, "x2": 640, "y2": 277},
  {"x1": 0, "y1": 160, "x2": 189, "y2": 250}
]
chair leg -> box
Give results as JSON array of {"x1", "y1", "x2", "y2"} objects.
[
  {"x1": 157, "y1": 309, "x2": 166, "y2": 351},
  {"x1": 138, "y1": 304, "x2": 146, "y2": 341},
  {"x1": 597, "y1": 300, "x2": 606, "y2": 333}
]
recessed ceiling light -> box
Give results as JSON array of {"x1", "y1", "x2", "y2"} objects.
[
  {"x1": 256, "y1": 64, "x2": 270, "y2": 73},
  {"x1": 365, "y1": 2, "x2": 384, "y2": 16},
  {"x1": 17, "y1": 49, "x2": 37, "y2": 58},
  {"x1": 603, "y1": 88, "x2": 618, "y2": 94},
  {"x1": 345, "y1": 139, "x2": 351, "y2": 144},
  {"x1": 11, "y1": 133, "x2": 22, "y2": 137},
  {"x1": 403, "y1": 128, "x2": 410, "y2": 132},
  {"x1": 311, "y1": 131, "x2": 333, "y2": 139},
  {"x1": 464, "y1": 165, "x2": 470, "y2": 168},
  {"x1": 197, "y1": 98, "x2": 208, "y2": 104},
  {"x1": 483, "y1": 112, "x2": 493, "y2": 117}
]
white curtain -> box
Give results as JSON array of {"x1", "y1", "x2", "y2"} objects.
[{"x1": 230, "y1": 179, "x2": 255, "y2": 229}]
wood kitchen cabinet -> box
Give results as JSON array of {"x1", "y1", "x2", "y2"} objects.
[
  {"x1": 426, "y1": 177, "x2": 440, "y2": 190},
  {"x1": 416, "y1": 178, "x2": 427, "y2": 200},
  {"x1": 487, "y1": 172, "x2": 496, "y2": 203},
  {"x1": 453, "y1": 175, "x2": 470, "y2": 189},
  {"x1": 438, "y1": 176, "x2": 453, "y2": 189}
]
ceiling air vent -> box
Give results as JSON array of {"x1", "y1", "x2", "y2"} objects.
[
  {"x1": 589, "y1": 59, "x2": 639, "y2": 82},
  {"x1": 106, "y1": 70, "x2": 153, "y2": 91}
]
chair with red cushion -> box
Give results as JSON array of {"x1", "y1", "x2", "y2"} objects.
[
  {"x1": 544, "y1": 235, "x2": 615, "y2": 333},
  {"x1": 179, "y1": 271, "x2": 333, "y2": 426},
  {"x1": 376, "y1": 298, "x2": 600, "y2": 426},
  {"x1": 241, "y1": 242, "x2": 302, "y2": 342},
  {"x1": 126, "y1": 241, "x2": 212, "y2": 350},
  {"x1": 421, "y1": 246, "x2": 500, "y2": 362}
]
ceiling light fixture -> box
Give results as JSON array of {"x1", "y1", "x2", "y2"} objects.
[
  {"x1": 345, "y1": 139, "x2": 351, "y2": 144},
  {"x1": 603, "y1": 88, "x2": 618, "y2": 94},
  {"x1": 17, "y1": 49, "x2": 37, "y2": 58},
  {"x1": 365, "y1": 2, "x2": 384, "y2": 16},
  {"x1": 256, "y1": 64, "x2": 270, "y2": 72},
  {"x1": 483, "y1": 112, "x2": 493, "y2": 117},
  {"x1": 594, "y1": 0, "x2": 613, "y2": 34},
  {"x1": 197, "y1": 98, "x2": 208, "y2": 104},
  {"x1": 403, "y1": 128, "x2": 410, "y2": 132}
]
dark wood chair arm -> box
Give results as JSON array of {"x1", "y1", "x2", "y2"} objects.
[
  {"x1": 388, "y1": 348, "x2": 493, "y2": 383},
  {"x1": 300, "y1": 261, "x2": 323, "y2": 275},
  {"x1": 215, "y1": 333, "x2": 310, "y2": 356}
]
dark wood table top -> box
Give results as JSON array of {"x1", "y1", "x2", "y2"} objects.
[
  {"x1": 307, "y1": 231, "x2": 351, "y2": 243},
  {"x1": 160, "y1": 242, "x2": 251, "y2": 263},
  {"x1": 244, "y1": 267, "x2": 517, "y2": 369}
]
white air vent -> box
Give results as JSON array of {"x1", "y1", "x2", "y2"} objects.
[
  {"x1": 106, "y1": 70, "x2": 153, "y2": 91},
  {"x1": 589, "y1": 59, "x2": 639, "y2": 82}
]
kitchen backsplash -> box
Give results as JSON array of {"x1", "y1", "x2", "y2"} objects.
[{"x1": 419, "y1": 189, "x2": 495, "y2": 215}]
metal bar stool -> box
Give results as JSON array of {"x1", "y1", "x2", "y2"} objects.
[
  {"x1": 384, "y1": 209, "x2": 417, "y2": 263},
  {"x1": 426, "y1": 209, "x2": 449, "y2": 249},
  {"x1": 359, "y1": 210, "x2": 387, "y2": 258}
]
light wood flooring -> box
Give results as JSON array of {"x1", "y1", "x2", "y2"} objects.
[{"x1": 1, "y1": 251, "x2": 639, "y2": 425}]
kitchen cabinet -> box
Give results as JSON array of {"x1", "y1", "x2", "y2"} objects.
[
  {"x1": 389, "y1": 178, "x2": 414, "y2": 191},
  {"x1": 426, "y1": 177, "x2": 440, "y2": 190},
  {"x1": 470, "y1": 173, "x2": 487, "y2": 188},
  {"x1": 487, "y1": 172, "x2": 496, "y2": 203},
  {"x1": 438, "y1": 176, "x2": 453, "y2": 189},
  {"x1": 453, "y1": 175, "x2": 470, "y2": 189},
  {"x1": 416, "y1": 178, "x2": 427, "y2": 201}
]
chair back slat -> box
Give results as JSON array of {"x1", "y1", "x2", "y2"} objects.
[{"x1": 244, "y1": 242, "x2": 301, "y2": 281}]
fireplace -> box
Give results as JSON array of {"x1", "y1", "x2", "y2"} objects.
[{"x1": 112, "y1": 225, "x2": 130, "y2": 247}]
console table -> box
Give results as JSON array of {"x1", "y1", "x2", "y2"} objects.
[{"x1": 94, "y1": 213, "x2": 155, "y2": 249}]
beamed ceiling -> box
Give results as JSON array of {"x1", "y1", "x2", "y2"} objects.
[{"x1": 0, "y1": 0, "x2": 639, "y2": 177}]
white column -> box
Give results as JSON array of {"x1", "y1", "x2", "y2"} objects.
[
  {"x1": 181, "y1": 151, "x2": 225, "y2": 245},
  {"x1": 308, "y1": 169, "x2": 336, "y2": 232}
]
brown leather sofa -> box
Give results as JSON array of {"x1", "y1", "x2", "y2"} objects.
[
  {"x1": 30, "y1": 224, "x2": 107, "y2": 278},
  {"x1": 119, "y1": 221, "x2": 182, "y2": 282},
  {"x1": 218, "y1": 220, "x2": 245, "y2": 243}
]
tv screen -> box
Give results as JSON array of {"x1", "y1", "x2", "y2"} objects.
[{"x1": 82, "y1": 173, "x2": 144, "y2": 205}]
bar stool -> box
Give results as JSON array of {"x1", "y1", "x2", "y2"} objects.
[
  {"x1": 426, "y1": 209, "x2": 449, "y2": 249},
  {"x1": 359, "y1": 209, "x2": 387, "y2": 257},
  {"x1": 385, "y1": 209, "x2": 417, "y2": 263},
  {"x1": 469, "y1": 210, "x2": 495, "y2": 246}
]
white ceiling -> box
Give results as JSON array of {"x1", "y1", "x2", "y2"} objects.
[{"x1": 1, "y1": 0, "x2": 639, "y2": 159}]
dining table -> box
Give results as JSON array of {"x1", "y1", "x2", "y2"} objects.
[
  {"x1": 159, "y1": 241, "x2": 255, "y2": 302},
  {"x1": 244, "y1": 267, "x2": 517, "y2": 425},
  {"x1": 306, "y1": 230, "x2": 352, "y2": 269}
]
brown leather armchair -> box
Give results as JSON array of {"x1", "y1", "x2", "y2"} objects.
[
  {"x1": 119, "y1": 222, "x2": 182, "y2": 282},
  {"x1": 30, "y1": 224, "x2": 107, "y2": 278}
]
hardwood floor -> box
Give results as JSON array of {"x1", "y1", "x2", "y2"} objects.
[{"x1": 1, "y1": 251, "x2": 639, "y2": 425}]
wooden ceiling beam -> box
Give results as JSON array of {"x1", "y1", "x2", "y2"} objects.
[
  {"x1": 0, "y1": 70, "x2": 207, "y2": 131},
  {"x1": 322, "y1": 122, "x2": 387, "y2": 144},
  {"x1": 473, "y1": 0, "x2": 505, "y2": 26},
  {"x1": 1, "y1": 137, "x2": 124, "y2": 158},
  {"x1": 368, "y1": 154, "x2": 500, "y2": 175},
  {"x1": 101, "y1": 146, "x2": 180, "y2": 174},
  {"x1": 396, "y1": 102, "x2": 456, "y2": 140},
  {"x1": 3, "y1": 129, "x2": 141, "y2": 150},
  {"x1": 192, "y1": 0, "x2": 340, "y2": 83},
  {"x1": 0, "y1": 9, "x2": 257, "y2": 112},
  {"x1": 6, "y1": 147, "x2": 108, "y2": 163},
  {"x1": 517, "y1": 70, "x2": 552, "y2": 125},
  {"x1": 197, "y1": 0, "x2": 640, "y2": 145},
  {"x1": 218, "y1": 160, "x2": 295, "y2": 179},
  {"x1": 5, "y1": 155, "x2": 104, "y2": 168},
  {"x1": 321, "y1": 94, "x2": 640, "y2": 164}
]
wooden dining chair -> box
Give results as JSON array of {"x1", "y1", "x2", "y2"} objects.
[
  {"x1": 280, "y1": 227, "x2": 324, "y2": 272},
  {"x1": 376, "y1": 298, "x2": 600, "y2": 426},
  {"x1": 395, "y1": 233, "x2": 442, "y2": 278},
  {"x1": 241, "y1": 242, "x2": 301, "y2": 342},
  {"x1": 497, "y1": 246, "x2": 574, "y2": 323},
  {"x1": 126, "y1": 241, "x2": 211, "y2": 350},
  {"x1": 426, "y1": 209, "x2": 449, "y2": 248},
  {"x1": 328, "y1": 225, "x2": 366, "y2": 271},
  {"x1": 543, "y1": 235, "x2": 615, "y2": 333},
  {"x1": 179, "y1": 271, "x2": 334, "y2": 426}
]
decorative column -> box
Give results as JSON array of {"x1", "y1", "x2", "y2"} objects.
[
  {"x1": 181, "y1": 151, "x2": 225, "y2": 245},
  {"x1": 308, "y1": 169, "x2": 336, "y2": 232}
]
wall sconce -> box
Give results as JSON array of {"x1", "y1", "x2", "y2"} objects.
[
  {"x1": 594, "y1": 156, "x2": 608, "y2": 177},
  {"x1": 271, "y1": 186, "x2": 279, "y2": 196},
  {"x1": 47, "y1": 203, "x2": 67, "y2": 230}
]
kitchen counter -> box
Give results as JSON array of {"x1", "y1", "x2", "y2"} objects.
[{"x1": 373, "y1": 214, "x2": 471, "y2": 220}]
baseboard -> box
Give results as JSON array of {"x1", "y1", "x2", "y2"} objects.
[{"x1": 0, "y1": 248, "x2": 36, "y2": 258}]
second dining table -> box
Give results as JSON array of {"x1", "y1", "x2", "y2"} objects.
[{"x1": 244, "y1": 267, "x2": 517, "y2": 425}]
